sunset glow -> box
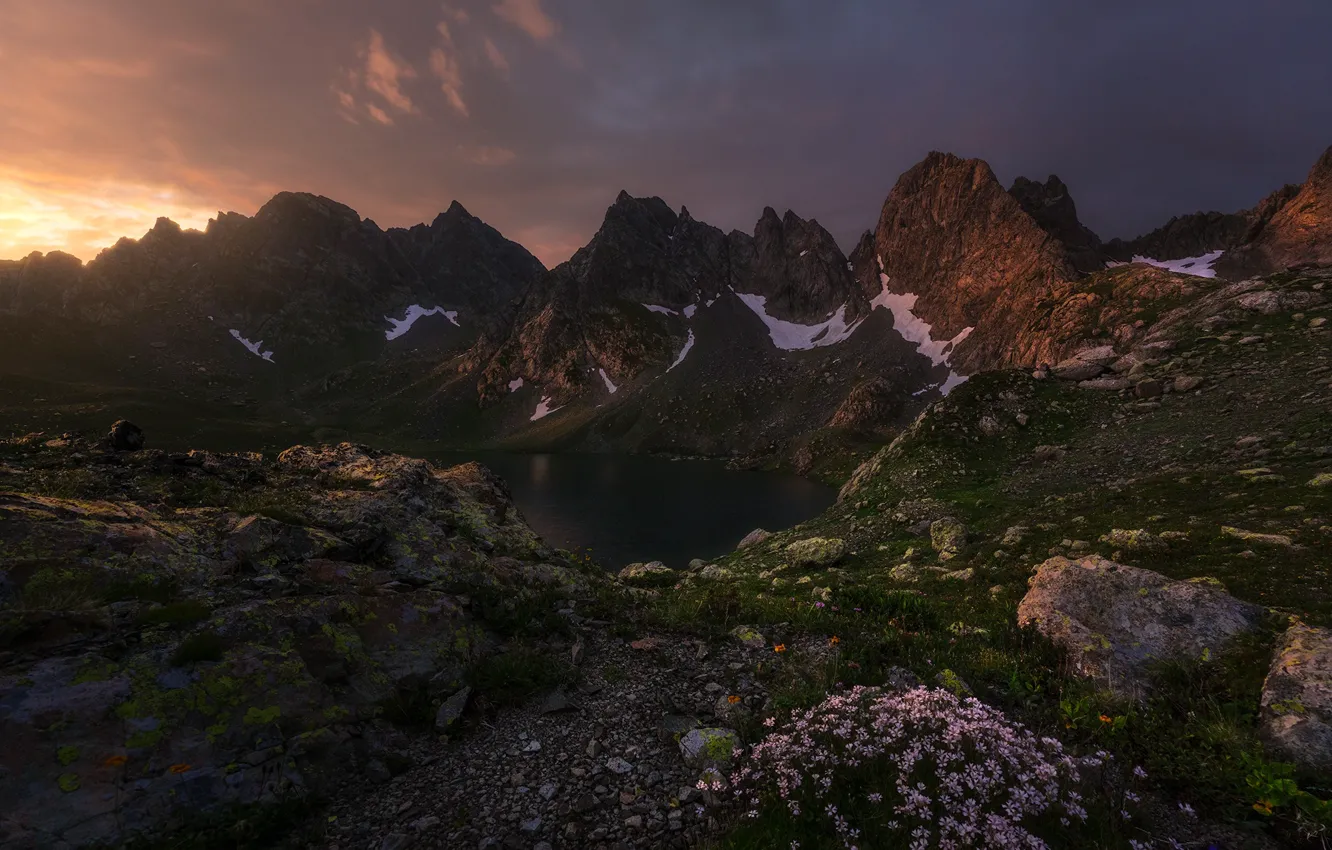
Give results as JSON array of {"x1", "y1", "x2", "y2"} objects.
[{"x1": 0, "y1": 168, "x2": 218, "y2": 262}]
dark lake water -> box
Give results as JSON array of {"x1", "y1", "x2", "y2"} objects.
[{"x1": 430, "y1": 452, "x2": 836, "y2": 570}]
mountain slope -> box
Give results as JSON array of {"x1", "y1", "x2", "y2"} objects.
[{"x1": 1216, "y1": 145, "x2": 1332, "y2": 277}]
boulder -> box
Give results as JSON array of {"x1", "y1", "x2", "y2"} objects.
[
  {"x1": 737, "y1": 528, "x2": 771, "y2": 549},
  {"x1": 678, "y1": 727, "x2": 739, "y2": 769},
  {"x1": 729, "y1": 625, "x2": 767, "y2": 650},
  {"x1": 929, "y1": 518, "x2": 967, "y2": 561},
  {"x1": 1078, "y1": 377, "x2": 1130, "y2": 391},
  {"x1": 1260, "y1": 622, "x2": 1332, "y2": 773},
  {"x1": 784, "y1": 537, "x2": 847, "y2": 568},
  {"x1": 617, "y1": 561, "x2": 676, "y2": 587},
  {"x1": 436, "y1": 686, "x2": 473, "y2": 732},
  {"x1": 1017, "y1": 556, "x2": 1267, "y2": 696},
  {"x1": 1173, "y1": 375, "x2": 1204, "y2": 393},
  {"x1": 1052, "y1": 360, "x2": 1105, "y2": 382},
  {"x1": 106, "y1": 420, "x2": 145, "y2": 452},
  {"x1": 1098, "y1": 528, "x2": 1166, "y2": 554}
]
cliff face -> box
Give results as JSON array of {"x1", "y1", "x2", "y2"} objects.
[
  {"x1": 1103, "y1": 184, "x2": 1302, "y2": 264},
  {"x1": 1216, "y1": 145, "x2": 1332, "y2": 277},
  {"x1": 1008, "y1": 174, "x2": 1105, "y2": 273},
  {"x1": 863, "y1": 152, "x2": 1081, "y2": 373}
]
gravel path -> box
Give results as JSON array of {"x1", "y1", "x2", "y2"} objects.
[{"x1": 322, "y1": 628, "x2": 770, "y2": 850}]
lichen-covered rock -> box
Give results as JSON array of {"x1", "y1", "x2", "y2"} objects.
[
  {"x1": 1017, "y1": 556, "x2": 1267, "y2": 696},
  {"x1": 737, "y1": 528, "x2": 771, "y2": 549},
  {"x1": 0, "y1": 441, "x2": 606, "y2": 848},
  {"x1": 929, "y1": 518, "x2": 967, "y2": 561},
  {"x1": 617, "y1": 561, "x2": 676, "y2": 587},
  {"x1": 1221, "y1": 526, "x2": 1294, "y2": 548},
  {"x1": 678, "y1": 727, "x2": 739, "y2": 769},
  {"x1": 784, "y1": 537, "x2": 847, "y2": 568},
  {"x1": 1260, "y1": 622, "x2": 1332, "y2": 774},
  {"x1": 436, "y1": 686, "x2": 473, "y2": 733},
  {"x1": 1308, "y1": 472, "x2": 1332, "y2": 488},
  {"x1": 1098, "y1": 528, "x2": 1166, "y2": 554},
  {"x1": 729, "y1": 625, "x2": 767, "y2": 650}
]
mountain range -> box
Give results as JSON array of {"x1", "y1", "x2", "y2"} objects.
[{"x1": 2, "y1": 144, "x2": 1329, "y2": 471}]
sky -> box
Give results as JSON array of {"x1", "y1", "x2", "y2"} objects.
[{"x1": 2, "y1": 0, "x2": 1331, "y2": 268}]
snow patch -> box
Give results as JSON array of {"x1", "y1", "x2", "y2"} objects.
[
  {"x1": 871, "y1": 264, "x2": 972, "y2": 395},
  {"x1": 667, "y1": 330, "x2": 695, "y2": 372},
  {"x1": 530, "y1": 396, "x2": 563, "y2": 421},
  {"x1": 846, "y1": 262, "x2": 853, "y2": 271},
  {"x1": 682, "y1": 303, "x2": 697, "y2": 318},
  {"x1": 704, "y1": 298, "x2": 716, "y2": 308},
  {"x1": 799, "y1": 249, "x2": 809, "y2": 257},
  {"x1": 598, "y1": 368, "x2": 618, "y2": 393},
  {"x1": 642, "y1": 303, "x2": 678, "y2": 316},
  {"x1": 735, "y1": 292, "x2": 863, "y2": 350},
  {"x1": 229, "y1": 329, "x2": 274, "y2": 362},
  {"x1": 1128, "y1": 250, "x2": 1223, "y2": 279},
  {"x1": 385, "y1": 305, "x2": 459, "y2": 340},
  {"x1": 508, "y1": 377, "x2": 524, "y2": 393}
]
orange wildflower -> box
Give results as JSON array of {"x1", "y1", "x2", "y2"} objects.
[
  {"x1": 1099, "y1": 714, "x2": 1113, "y2": 724},
  {"x1": 167, "y1": 763, "x2": 192, "y2": 775},
  {"x1": 103, "y1": 755, "x2": 128, "y2": 767},
  {"x1": 773, "y1": 644, "x2": 787, "y2": 653},
  {"x1": 1253, "y1": 800, "x2": 1274, "y2": 816},
  {"x1": 727, "y1": 695, "x2": 741, "y2": 705},
  {"x1": 829, "y1": 635, "x2": 840, "y2": 645}
]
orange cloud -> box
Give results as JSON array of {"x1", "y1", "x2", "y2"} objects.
[
  {"x1": 483, "y1": 38, "x2": 510, "y2": 75},
  {"x1": 360, "y1": 29, "x2": 418, "y2": 115},
  {"x1": 492, "y1": 0, "x2": 558, "y2": 41},
  {"x1": 430, "y1": 21, "x2": 468, "y2": 117}
]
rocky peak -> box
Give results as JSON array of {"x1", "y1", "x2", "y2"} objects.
[
  {"x1": 870, "y1": 151, "x2": 1078, "y2": 372},
  {"x1": 1216, "y1": 143, "x2": 1332, "y2": 277},
  {"x1": 1008, "y1": 174, "x2": 1105, "y2": 272},
  {"x1": 738, "y1": 206, "x2": 864, "y2": 323}
]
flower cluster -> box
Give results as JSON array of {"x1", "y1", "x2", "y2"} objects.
[{"x1": 731, "y1": 686, "x2": 1106, "y2": 849}]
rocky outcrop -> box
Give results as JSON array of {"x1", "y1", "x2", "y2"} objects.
[
  {"x1": 1260, "y1": 622, "x2": 1332, "y2": 774},
  {"x1": 1008, "y1": 175, "x2": 1105, "y2": 272},
  {"x1": 866, "y1": 152, "x2": 1081, "y2": 373},
  {"x1": 828, "y1": 377, "x2": 904, "y2": 433},
  {"x1": 1103, "y1": 185, "x2": 1300, "y2": 263},
  {"x1": 733, "y1": 207, "x2": 867, "y2": 323},
  {"x1": 1216, "y1": 145, "x2": 1332, "y2": 277},
  {"x1": 1017, "y1": 556, "x2": 1268, "y2": 696},
  {"x1": 0, "y1": 439, "x2": 603, "y2": 848}
]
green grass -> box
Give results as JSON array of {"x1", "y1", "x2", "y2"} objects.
[{"x1": 465, "y1": 644, "x2": 576, "y2": 707}]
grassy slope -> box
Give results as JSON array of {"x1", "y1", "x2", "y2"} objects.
[{"x1": 626, "y1": 274, "x2": 1332, "y2": 848}]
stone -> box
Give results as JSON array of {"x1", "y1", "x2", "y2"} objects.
[
  {"x1": 1134, "y1": 379, "x2": 1163, "y2": 399},
  {"x1": 1098, "y1": 528, "x2": 1165, "y2": 554},
  {"x1": 728, "y1": 625, "x2": 767, "y2": 650},
  {"x1": 940, "y1": 567, "x2": 974, "y2": 581},
  {"x1": 606, "y1": 757, "x2": 633, "y2": 775},
  {"x1": 656, "y1": 714, "x2": 701, "y2": 744},
  {"x1": 678, "y1": 727, "x2": 740, "y2": 769},
  {"x1": 617, "y1": 561, "x2": 676, "y2": 586},
  {"x1": 539, "y1": 688, "x2": 573, "y2": 714},
  {"x1": 1017, "y1": 556, "x2": 1266, "y2": 696},
  {"x1": 1221, "y1": 526, "x2": 1294, "y2": 548},
  {"x1": 737, "y1": 528, "x2": 771, "y2": 549},
  {"x1": 889, "y1": 563, "x2": 923, "y2": 582},
  {"x1": 1308, "y1": 472, "x2": 1332, "y2": 488},
  {"x1": 380, "y1": 833, "x2": 412, "y2": 850},
  {"x1": 1000, "y1": 525, "x2": 1028, "y2": 547},
  {"x1": 1260, "y1": 623, "x2": 1332, "y2": 774},
  {"x1": 929, "y1": 517, "x2": 967, "y2": 561},
  {"x1": 1053, "y1": 361, "x2": 1105, "y2": 381},
  {"x1": 436, "y1": 686, "x2": 473, "y2": 732},
  {"x1": 106, "y1": 419, "x2": 145, "y2": 452},
  {"x1": 784, "y1": 537, "x2": 847, "y2": 568},
  {"x1": 1078, "y1": 377, "x2": 1130, "y2": 391},
  {"x1": 697, "y1": 564, "x2": 732, "y2": 581},
  {"x1": 1173, "y1": 375, "x2": 1204, "y2": 393}
]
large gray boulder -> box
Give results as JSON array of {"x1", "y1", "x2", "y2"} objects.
[
  {"x1": 784, "y1": 537, "x2": 847, "y2": 569},
  {"x1": 1017, "y1": 556, "x2": 1267, "y2": 696},
  {"x1": 1260, "y1": 622, "x2": 1332, "y2": 774}
]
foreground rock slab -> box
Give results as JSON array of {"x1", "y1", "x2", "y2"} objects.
[
  {"x1": 1017, "y1": 556, "x2": 1268, "y2": 696},
  {"x1": 1260, "y1": 622, "x2": 1332, "y2": 774}
]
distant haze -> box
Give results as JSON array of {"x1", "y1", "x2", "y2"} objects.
[{"x1": 1, "y1": 0, "x2": 1330, "y2": 267}]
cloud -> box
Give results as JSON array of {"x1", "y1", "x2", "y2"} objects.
[
  {"x1": 360, "y1": 29, "x2": 418, "y2": 115},
  {"x1": 483, "y1": 38, "x2": 510, "y2": 75},
  {"x1": 429, "y1": 21, "x2": 468, "y2": 117},
  {"x1": 366, "y1": 103, "x2": 394, "y2": 125},
  {"x1": 492, "y1": 0, "x2": 558, "y2": 41}
]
